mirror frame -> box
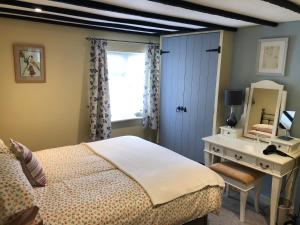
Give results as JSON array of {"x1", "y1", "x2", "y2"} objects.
[{"x1": 244, "y1": 80, "x2": 284, "y2": 140}]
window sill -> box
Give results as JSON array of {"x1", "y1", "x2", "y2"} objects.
[
  {"x1": 112, "y1": 117, "x2": 142, "y2": 123},
  {"x1": 111, "y1": 117, "x2": 143, "y2": 129}
]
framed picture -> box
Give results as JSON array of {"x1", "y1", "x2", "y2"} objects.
[
  {"x1": 13, "y1": 44, "x2": 46, "y2": 83},
  {"x1": 256, "y1": 38, "x2": 288, "y2": 76}
]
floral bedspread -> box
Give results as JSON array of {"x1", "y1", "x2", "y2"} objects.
[{"x1": 33, "y1": 144, "x2": 223, "y2": 225}]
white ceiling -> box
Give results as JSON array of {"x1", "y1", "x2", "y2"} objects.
[
  {"x1": 186, "y1": 0, "x2": 300, "y2": 23},
  {"x1": 0, "y1": 0, "x2": 300, "y2": 34},
  {"x1": 93, "y1": 0, "x2": 300, "y2": 27},
  {"x1": 93, "y1": 0, "x2": 253, "y2": 27},
  {"x1": 22, "y1": 0, "x2": 206, "y2": 29}
]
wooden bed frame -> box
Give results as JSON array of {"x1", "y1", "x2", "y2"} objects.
[{"x1": 184, "y1": 215, "x2": 208, "y2": 225}]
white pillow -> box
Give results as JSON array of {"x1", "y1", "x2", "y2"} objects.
[{"x1": 252, "y1": 124, "x2": 273, "y2": 134}]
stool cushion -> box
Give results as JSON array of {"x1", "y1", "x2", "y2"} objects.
[{"x1": 209, "y1": 161, "x2": 264, "y2": 185}]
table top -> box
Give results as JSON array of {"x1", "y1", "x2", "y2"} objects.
[
  {"x1": 203, "y1": 134, "x2": 300, "y2": 165},
  {"x1": 270, "y1": 136, "x2": 300, "y2": 147}
]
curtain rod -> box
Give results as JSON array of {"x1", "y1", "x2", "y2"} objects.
[{"x1": 86, "y1": 37, "x2": 159, "y2": 45}]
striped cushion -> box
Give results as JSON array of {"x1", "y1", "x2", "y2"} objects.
[{"x1": 10, "y1": 139, "x2": 46, "y2": 187}]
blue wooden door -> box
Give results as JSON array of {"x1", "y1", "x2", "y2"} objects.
[
  {"x1": 160, "y1": 35, "x2": 187, "y2": 154},
  {"x1": 160, "y1": 32, "x2": 220, "y2": 163},
  {"x1": 181, "y1": 32, "x2": 220, "y2": 163}
]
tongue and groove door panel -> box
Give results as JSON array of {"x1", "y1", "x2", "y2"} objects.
[
  {"x1": 159, "y1": 32, "x2": 220, "y2": 163},
  {"x1": 159, "y1": 35, "x2": 187, "y2": 153},
  {"x1": 181, "y1": 32, "x2": 220, "y2": 163}
]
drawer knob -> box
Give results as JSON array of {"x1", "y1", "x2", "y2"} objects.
[
  {"x1": 234, "y1": 154, "x2": 242, "y2": 160},
  {"x1": 212, "y1": 147, "x2": 220, "y2": 152},
  {"x1": 259, "y1": 163, "x2": 270, "y2": 169}
]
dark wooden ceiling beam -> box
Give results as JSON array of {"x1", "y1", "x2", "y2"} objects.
[
  {"x1": 0, "y1": 0, "x2": 195, "y2": 32},
  {"x1": 149, "y1": 0, "x2": 278, "y2": 27},
  {"x1": 0, "y1": 7, "x2": 166, "y2": 34},
  {"x1": 49, "y1": 0, "x2": 237, "y2": 31},
  {"x1": 0, "y1": 13, "x2": 160, "y2": 36},
  {"x1": 262, "y1": 0, "x2": 300, "y2": 13}
]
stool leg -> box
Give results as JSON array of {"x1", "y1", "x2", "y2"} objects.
[
  {"x1": 225, "y1": 183, "x2": 230, "y2": 197},
  {"x1": 254, "y1": 178, "x2": 263, "y2": 213},
  {"x1": 240, "y1": 190, "x2": 248, "y2": 222}
]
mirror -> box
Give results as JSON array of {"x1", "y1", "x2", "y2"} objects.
[
  {"x1": 278, "y1": 111, "x2": 296, "y2": 140},
  {"x1": 279, "y1": 111, "x2": 296, "y2": 131},
  {"x1": 244, "y1": 80, "x2": 284, "y2": 140}
]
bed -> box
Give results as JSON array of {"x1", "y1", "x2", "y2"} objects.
[{"x1": 2, "y1": 136, "x2": 224, "y2": 225}]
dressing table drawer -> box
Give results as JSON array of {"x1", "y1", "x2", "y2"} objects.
[
  {"x1": 220, "y1": 126, "x2": 243, "y2": 138},
  {"x1": 224, "y1": 150, "x2": 256, "y2": 164},
  {"x1": 273, "y1": 143, "x2": 289, "y2": 152},
  {"x1": 257, "y1": 159, "x2": 273, "y2": 172},
  {"x1": 209, "y1": 144, "x2": 223, "y2": 155}
]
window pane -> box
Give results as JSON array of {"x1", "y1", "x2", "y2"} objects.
[{"x1": 107, "y1": 51, "x2": 145, "y2": 121}]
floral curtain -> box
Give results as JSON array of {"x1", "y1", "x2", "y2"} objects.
[
  {"x1": 142, "y1": 43, "x2": 160, "y2": 130},
  {"x1": 89, "y1": 39, "x2": 111, "y2": 141}
]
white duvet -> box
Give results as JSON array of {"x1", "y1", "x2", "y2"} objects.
[{"x1": 86, "y1": 136, "x2": 224, "y2": 206}]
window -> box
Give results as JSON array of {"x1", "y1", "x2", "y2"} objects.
[{"x1": 107, "y1": 51, "x2": 145, "y2": 122}]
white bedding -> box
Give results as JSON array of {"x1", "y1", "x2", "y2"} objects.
[{"x1": 86, "y1": 136, "x2": 224, "y2": 205}]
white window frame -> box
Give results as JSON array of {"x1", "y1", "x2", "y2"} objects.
[{"x1": 107, "y1": 50, "x2": 145, "y2": 122}]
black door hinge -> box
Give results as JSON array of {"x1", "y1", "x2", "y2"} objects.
[
  {"x1": 206, "y1": 46, "x2": 221, "y2": 54},
  {"x1": 160, "y1": 50, "x2": 170, "y2": 55}
]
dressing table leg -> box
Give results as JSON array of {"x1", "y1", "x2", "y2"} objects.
[
  {"x1": 225, "y1": 184, "x2": 230, "y2": 197},
  {"x1": 204, "y1": 152, "x2": 213, "y2": 166},
  {"x1": 284, "y1": 167, "x2": 298, "y2": 209},
  {"x1": 240, "y1": 190, "x2": 248, "y2": 222},
  {"x1": 254, "y1": 178, "x2": 263, "y2": 213},
  {"x1": 270, "y1": 176, "x2": 282, "y2": 225}
]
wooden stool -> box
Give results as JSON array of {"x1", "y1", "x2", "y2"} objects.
[{"x1": 209, "y1": 161, "x2": 264, "y2": 222}]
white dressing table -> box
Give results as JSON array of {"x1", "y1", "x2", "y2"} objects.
[
  {"x1": 203, "y1": 80, "x2": 300, "y2": 225},
  {"x1": 203, "y1": 134, "x2": 300, "y2": 225}
]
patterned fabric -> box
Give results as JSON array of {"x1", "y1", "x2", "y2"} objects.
[
  {"x1": 143, "y1": 43, "x2": 160, "y2": 130},
  {"x1": 34, "y1": 144, "x2": 115, "y2": 184},
  {"x1": 0, "y1": 139, "x2": 10, "y2": 154},
  {"x1": 4, "y1": 206, "x2": 42, "y2": 225},
  {"x1": 10, "y1": 140, "x2": 46, "y2": 187},
  {"x1": 33, "y1": 143, "x2": 223, "y2": 225},
  {"x1": 89, "y1": 39, "x2": 112, "y2": 141},
  {"x1": 0, "y1": 155, "x2": 42, "y2": 225}
]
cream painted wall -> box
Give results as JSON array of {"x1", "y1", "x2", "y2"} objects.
[{"x1": 0, "y1": 18, "x2": 158, "y2": 151}]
